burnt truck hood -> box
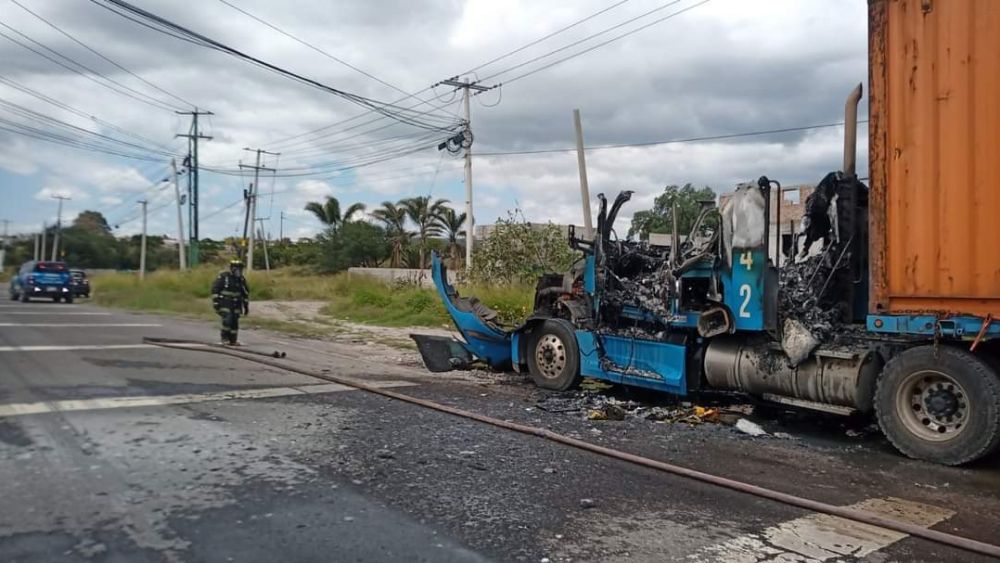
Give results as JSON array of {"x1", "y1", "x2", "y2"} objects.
[{"x1": 430, "y1": 253, "x2": 513, "y2": 370}]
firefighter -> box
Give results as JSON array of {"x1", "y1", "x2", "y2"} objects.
[{"x1": 212, "y1": 259, "x2": 250, "y2": 345}]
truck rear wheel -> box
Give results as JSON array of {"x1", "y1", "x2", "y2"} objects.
[
  {"x1": 526, "y1": 320, "x2": 580, "y2": 391},
  {"x1": 876, "y1": 346, "x2": 1000, "y2": 465}
]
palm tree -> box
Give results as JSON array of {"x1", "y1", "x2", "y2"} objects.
[
  {"x1": 401, "y1": 196, "x2": 449, "y2": 268},
  {"x1": 304, "y1": 196, "x2": 366, "y2": 232},
  {"x1": 435, "y1": 206, "x2": 467, "y2": 269},
  {"x1": 370, "y1": 201, "x2": 410, "y2": 267}
]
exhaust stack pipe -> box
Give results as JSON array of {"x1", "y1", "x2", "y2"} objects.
[{"x1": 843, "y1": 83, "x2": 863, "y2": 177}]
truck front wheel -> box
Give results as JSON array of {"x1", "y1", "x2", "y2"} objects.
[
  {"x1": 876, "y1": 346, "x2": 1000, "y2": 465},
  {"x1": 526, "y1": 320, "x2": 581, "y2": 391}
]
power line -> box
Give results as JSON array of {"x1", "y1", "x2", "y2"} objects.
[
  {"x1": 475, "y1": 121, "x2": 868, "y2": 156},
  {"x1": 216, "y1": 0, "x2": 429, "y2": 106},
  {"x1": 8, "y1": 0, "x2": 196, "y2": 109},
  {"x1": 498, "y1": 0, "x2": 710, "y2": 87},
  {"x1": 91, "y1": 0, "x2": 462, "y2": 132},
  {"x1": 0, "y1": 20, "x2": 181, "y2": 112}
]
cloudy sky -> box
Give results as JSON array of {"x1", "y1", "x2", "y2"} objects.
[{"x1": 0, "y1": 0, "x2": 869, "y2": 241}]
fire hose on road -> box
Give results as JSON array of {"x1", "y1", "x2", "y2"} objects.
[{"x1": 143, "y1": 336, "x2": 1000, "y2": 560}]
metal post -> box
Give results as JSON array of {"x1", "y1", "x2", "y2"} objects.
[
  {"x1": 461, "y1": 82, "x2": 474, "y2": 270},
  {"x1": 138, "y1": 200, "x2": 147, "y2": 280},
  {"x1": 0, "y1": 219, "x2": 8, "y2": 272},
  {"x1": 573, "y1": 109, "x2": 594, "y2": 239},
  {"x1": 51, "y1": 195, "x2": 69, "y2": 261},
  {"x1": 257, "y1": 220, "x2": 270, "y2": 273},
  {"x1": 172, "y1": 158, "x2": 187, "y2": 271},
  {"x1": 239, "y1": 148, "x2": 278, "y2": 272}
]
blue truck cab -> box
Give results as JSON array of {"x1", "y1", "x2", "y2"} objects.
[{"x1": 8, "y1": 261, "x2": 75, "y2": 303}]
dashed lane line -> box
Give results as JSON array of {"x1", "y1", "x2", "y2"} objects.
[
  {"x1": 0, "y1": 312, "x2": 112, "y2": 316},
  {"x1": 0, "y1": 380, "x2": 416, "y2": 417}
]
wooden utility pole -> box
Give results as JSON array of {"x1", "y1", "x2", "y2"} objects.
[
  {"x1": 138, "y1": 199, "x2": 148, "y2": 280},
  {"x1": 573, "y1": 109, "x2": 594, "y2": 239},
  {"x1": 437, "y1": 76, "x2": 496, "y2": 270},
  {"x1": 239, "y1": 147, "x2": 278, "y2": 271},
  {"x1": 51, "y1": 195, "x2": 70, "y2": 261},
  {"x1": 176, "y1": 109, "x2": 213, "y2": 267},
  {"x1": 171, "y1": 158, "x2": 187, "y2": 270}
]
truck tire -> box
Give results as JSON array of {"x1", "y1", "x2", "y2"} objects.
[
  {"x1": 875, "y1": 345, "x2": 1000, "y2": 465},
  {"x1": 64, "y1": 294, "x2": 74, "y2": 304},
  {"x1": 20, "y1": 291, "x2": 29, "y2": 303},
  {"x1": 526, "y1": 320, "x2": 581, "y2": 391}
]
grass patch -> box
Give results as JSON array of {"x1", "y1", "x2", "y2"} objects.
[{"x1": 92, "y1": 267, "x2": 535, "y2": 330}]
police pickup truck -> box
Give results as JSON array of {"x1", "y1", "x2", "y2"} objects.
[{"x1": 8, "y1": 261, "x2": 75, "y2": 303}]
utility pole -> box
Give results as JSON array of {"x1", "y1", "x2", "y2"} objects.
[
  {"x1": 437, "y1": 76, "x2": 496, "y2": 270},
  {"x1": 0, "y1": 219, "x2": 8, "y2": 272},
  {"x1": 171, "y1": 158, "x2": 187, "y2": 271},
  {"x1": 239, "y1": 147, "x2": 278, "y2": 272},
  {"x1": 33, "y1": 232, "x2": 39, "y2": 261},
  {"x1": 51, "y1": 195, "x2": 70, "y2": 261},
  {"x1": 40, "y1": 222, "x2": 46, "y2": 262},
  {"x1": 257, "y1": 219, "x2": 270, "y2": 273},
  {"x1": 138, "y1": 199, "x2": 148, "y2": 280},
  {"x1": 573, "y1": 109, "x2": 594, "y2": 239},
  {"x1": 176, "y1": 109, "x2": 213, "y2": 267},
  {"x1": 279, "y1": 211, "x2": 284, "y2": 243}
]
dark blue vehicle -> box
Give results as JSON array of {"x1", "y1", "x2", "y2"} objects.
[{"x1": 8, "y1": 260, "x2": 74, "y2": 303}]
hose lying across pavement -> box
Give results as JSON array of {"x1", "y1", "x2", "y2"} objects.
[{"x1": 143, "y1": 336, "x2": 1000, "y2": 559}]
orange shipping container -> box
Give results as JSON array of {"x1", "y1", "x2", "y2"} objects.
[{"x1": 868, "y1": 0, "x2": 1000, "y2": 317}]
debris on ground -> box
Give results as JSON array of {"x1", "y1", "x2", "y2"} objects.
[
  {"x1": 537, "y1": 391, "x2": 730, "y2": 426},
  {"x1": 734, "y1": 418, "x2": 768, "y2": 437}
]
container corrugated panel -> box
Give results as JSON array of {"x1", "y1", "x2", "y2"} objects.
[{"x1": 869, "y1": 0, "x2": 1000, "y2": 316}]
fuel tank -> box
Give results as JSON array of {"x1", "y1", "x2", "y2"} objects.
[{"x1": 703, "y1": 336, "x2": 882, "y2": 411}]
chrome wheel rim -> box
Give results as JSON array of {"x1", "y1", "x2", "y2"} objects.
[
  {"x1": 534, "y1": 334, "x2": 567, "y2": 380},
  {"x1": 895, "y1": 369, "x2": 970, "y2": 442}
]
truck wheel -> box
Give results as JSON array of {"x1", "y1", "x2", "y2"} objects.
[
  {"x1": 64, "y1": 295, "x2": 74, "y2": 304},
  {"x1": 526, "y1": 320, "x2": 580, "y2": 391},
  {"x1": 875, "y1": 346, "x2": 1000, "y2": 465},
  {"x1": 52, "y1": 296, "x2": 61, "y2": 303},
  {"x1": 20, "y1": 292, "x2": 29, "y2": 303}
]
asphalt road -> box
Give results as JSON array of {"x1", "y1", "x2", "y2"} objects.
[{"x1": 0, "y1": 297, "x2": 998, "y2": 562}]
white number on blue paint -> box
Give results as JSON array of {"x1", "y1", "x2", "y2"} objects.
[{"x1": 739, "y1": 284, "x2": 752, "y2": 318}]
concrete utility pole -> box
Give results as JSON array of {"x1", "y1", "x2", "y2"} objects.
[
  {"x1": 257, "y1": 220, "x2": 270, "y2": 273},
  {"x1": 138, "y1": 199, "x2": 148, "y2": 280},
  {"x1": 437, "y1": 76, "x2": 496, "y2": 270},
  {"x1": 573, "y1": 109, "x2": 594, "y2": 239},
  {"x1": 279, "y1": 211, "x2": 284, "y2": 243},
  {"x1": 0, "y1": 219, "x2": 8, "y2": 272},
  {"x1": 33, "y1": 232, "x2": 39, "y2": 262},
  {"x1": 51, "y1": 195, "x2": 70, "y2": 261},
  {"x1": 239, "y1": 147, "x2": 278, "y2": 272},
  {"x1": 40, "y1": 222, "x2": 46, "y2": 262},
  {"x1": 171, "y1": 158, "x2": 187, "y2": 271},
  {"x1": 176, "y1": 109, "x2": 213, "y2": 267}
]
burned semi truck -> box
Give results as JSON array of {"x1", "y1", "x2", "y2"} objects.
[{"x1": 428, "y1": 0, "x2": 1000, "y2": 465}]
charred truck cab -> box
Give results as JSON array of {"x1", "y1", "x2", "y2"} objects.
[{"x1": 430, "y1": 77, "x2": 1000, "y2": 466}]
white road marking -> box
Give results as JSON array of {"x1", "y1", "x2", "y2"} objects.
[
  {"x1": 0, "y1": 380, "x2": 416, "y2": 417},
  {"x1": 0, "y1": 344, "x2": 175, "y2": 352},
  {"x1": 0, "y1": 323, "x2": 160, "y2": 327},
  {"x1": 688, "y1": 497, "x2": 955, "y2": 562},
  {"x1": 0, "y1": 312, "x2": 112, "y2": 316}
]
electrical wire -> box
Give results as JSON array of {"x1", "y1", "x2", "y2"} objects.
[
  {"x1": 9, "y1": 0, "x2": 196, "y2": 109},
  {"x1": 0, "y1": 20, "x2": 181, "y2": 112},
  {"x1": 90, "y1": 0, "x2": 462, "y2": 132},
  {"x1": 492, "y1": 0, "x2": 711, "y2": 87},
  {"x1": 216, "y1": 0, "x2": 432, "y2": 108},
  {"x1": 476, "y1": 121, "x2": 865, "y2": 156}
]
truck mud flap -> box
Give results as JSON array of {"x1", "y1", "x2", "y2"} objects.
[
  {"x1": 431, "y1": 253, "x2": 513, "y2": 370},
  {"x1": 409, "y1": 334, "x2": 473, "y2": 372}
]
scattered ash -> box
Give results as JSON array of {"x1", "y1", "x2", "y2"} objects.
[
  {"x1": 778, "y1": 252, "x2": 844, "y2": 342},
  {"x1": 535, "y1": 385, "x2": 750, "y2": 426}
]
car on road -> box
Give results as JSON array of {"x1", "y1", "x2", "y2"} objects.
[
  {"x1": 70, "y1": 269, "x2": 91, "y2": 298},
  {"x1": 8, "y1": 260, "x2": 74, "y2": 303}
]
